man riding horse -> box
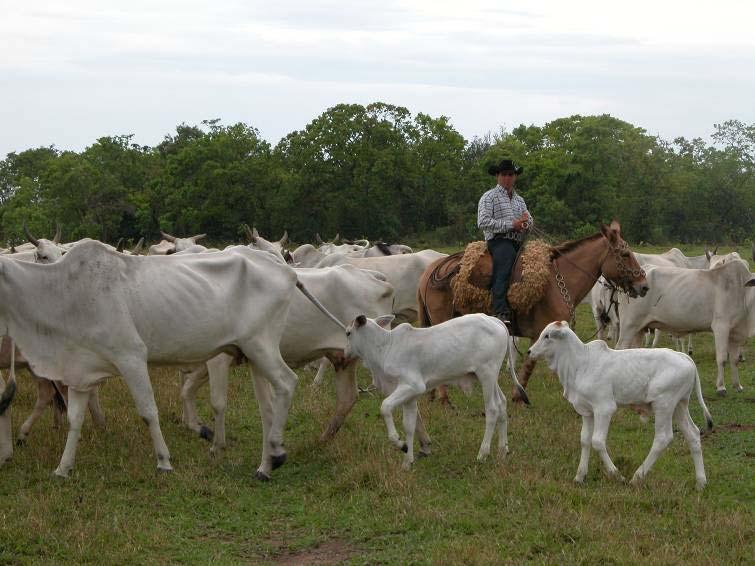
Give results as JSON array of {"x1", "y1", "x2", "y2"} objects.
[{"x1": 477, "y1": 159, "x2": 532, "y2": 326}]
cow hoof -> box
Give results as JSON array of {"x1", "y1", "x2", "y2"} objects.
[
  {"x1": 15, "y1": 437, "x2": 26, "y2": 447},
  {"x1": 199, "y1": 425, "x2": 214, "y2": 441},
  {"x1": 52, "y1": 468, "x2": 69, "y2": 479},
  {"x1": 735, "y1": 385, "x2": 744, "y2": 393},
  {"x1": 400, "y1": 443, "x2": 408, "y2": 453},
  {"x1": 716, "y1": 389, "x2": 727, "y2": 397},
  {"x1": 271, "y1": 452, "x2": 287, "y2": 470},
  {"x1": 417, "y1": 451, "x2": 430, "y2": 459},
  {"x1": 254, "y1": 470, "x2": 271, "y2": 482},
  {"x1": 157, "y1": 466, "x2": 173, "y2": 474}
]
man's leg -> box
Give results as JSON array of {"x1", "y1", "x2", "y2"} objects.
[{"x1": 487, "y1": 238, "x2": 518, "y2": 319}]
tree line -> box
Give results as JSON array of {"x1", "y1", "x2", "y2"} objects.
[{"x1": 1, "y1": 103, "x2": 753, "y2": 247}]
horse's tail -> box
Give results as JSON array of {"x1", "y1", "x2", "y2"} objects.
[{"x1": 417, "y1": 283, "x2": 433, "y2": 328}]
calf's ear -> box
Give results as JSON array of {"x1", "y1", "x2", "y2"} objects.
[{"x1": 375, "y1": 314, "x2": 395, "y2": 328}]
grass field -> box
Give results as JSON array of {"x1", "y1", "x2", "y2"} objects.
[{"x1": 0, "y1": 244, "x2": 753, "y2": 564}]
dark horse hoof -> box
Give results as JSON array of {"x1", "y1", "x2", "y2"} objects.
[
  {"x1": 271, "y1": 452, "x2": 287, "y2": 470},
  {"x1": 199, "y1": 425, "x2": 214, "y2": 441},
  {"x1": 254, "y1": 470, "x2": 271, "y2": 482}
]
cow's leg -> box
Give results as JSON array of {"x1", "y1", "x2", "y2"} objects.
[
  {"x1": 401, "y1": 400, "x2": 418, "y2": 470},
  {"x1": 320, "y1": 359, "x2": 358, "y2": 442},
  {"x1": 180, "y1": 365, "x2": 210, "y2": 437},
  {"x1": 17, "y1": 379, "x2": 58, "y2": 443},
  {"x1": 118, "y1": 362, "x2": 172, "y2": 472},
  {"x1": 687, "y1": 335, "x2": 694, "y2": 356},
  {"x1": 244, "y1": 343, "x2": 298, "y2": 477},
  {"x1": 0, "y1": 370, "x2": 12, "y2": 465},
  {"x1": 312, "y1": 358, "x2": 332, "y2": 387},
  {"x1": 575, "y1": 414, "x2": 594, "y2": 484},
  {"x1": 54, "y1": 388, "x2": 91, "y2": 477},
  {"x1": 512, "y1": 356, "x2": 537, "y2": 403},
  {"x1": 477, "y1": 373, "x2": 500, "y2": 462},
  {"x1": 728, "y1": 340, "x2": 744, "y2": 393},
  {"x1": 675, "y1": 401, "x2": 706, "y2": 489},
  {"x1": 87, "y1": 386, "x2": 106, "y2": 428},
  {"x1": 631, "y1": 406, "x2": 674, "y2": 485},
  {"x1": 207, "y1": 353, "x2": 234, "y2": 452},
  {"x1": 381, "y1": 382, "x2": 424, "y2": 452},
  {"x1": 250, "y1": 371, "x2": 275, "y2": 480},
  {"x1": 651, "y1": 329, "x2": 661, "y2": 348},
  {"x1": 416, "y1": 410, "x2": 432, "y2": 457},
  {"x1": 495, "y1": 383, "x2": 509, "y2": 460},
  {"x1": 591, "y1": 411, "x2": 623, "y2": 481},
  {"x1": 711, "y1": 325, "x2": 729, "y2": 395}
]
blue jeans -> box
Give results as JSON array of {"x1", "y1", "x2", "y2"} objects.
[{"x1": 487, "y1": 237, "x2": 520, "y2": 316}]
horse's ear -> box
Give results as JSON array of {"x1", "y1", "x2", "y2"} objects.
[{"x1": 609, "y1": 219, "x2": 621, "y2": 232}]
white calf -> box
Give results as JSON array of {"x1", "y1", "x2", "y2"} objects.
[
  {"x1": 345, "y1": 313, "x2": 528, "y2": 469},
  {"x1": 528, "y1": 321, "x2": 712, "y2": 489}
]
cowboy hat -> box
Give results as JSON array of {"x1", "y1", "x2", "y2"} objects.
[{"x1": 488, "y1": 159, "x2": 523, "y2": 176}]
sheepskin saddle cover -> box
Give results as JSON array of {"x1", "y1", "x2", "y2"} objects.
[{"x1": 450, "y1": 239, "x2": 552, "y2": 314}]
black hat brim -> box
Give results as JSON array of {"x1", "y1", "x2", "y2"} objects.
[{"x1": 488, "y1": 165, "x2": 524, "y2": 176}]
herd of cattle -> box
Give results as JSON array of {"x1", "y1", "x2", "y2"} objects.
[{"x1": 0, "y1": 226, "x2": 752, "y2": 489}]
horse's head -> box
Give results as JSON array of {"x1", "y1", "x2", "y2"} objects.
[{"x1": 599, "y1": 220, "x2": 648, "y2": 298}]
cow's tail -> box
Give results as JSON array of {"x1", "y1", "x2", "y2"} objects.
[
  {"x1": 295, "y1": 281, "x2": 346, "y2": 331},
  {"x1": 417, "y1": 284, "x2": 432, "y2": 328},
  {"x1": 693, "y1": 367, "x2": 713, "y2": 432},
  {"x1": 0, "y1": 341, "x2": 18, "y2": 416},
  {"x1": 506, "y1": 333, "x2": 529, "y2": 406}
]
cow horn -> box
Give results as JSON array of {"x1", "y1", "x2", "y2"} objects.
[
  {"x1": 279, "y1": 230, "x2": 288, "y2": 246},
  {"x1": 116, "y1": 238, "x2": 125, "y2": 252},
  {"x1": 333, "y1": 233, "x2": 340, "y2": 244},
  {"x1": 315, "y1": 233, "x2": 324, "y2": 245},
  {"x1": 23, "y1": 222, "x2": 39, "y2": 247},
  {"x1": 705, "y1": 249, "x2": 712, "y2": 261},
  {"x1": 132, "y1": 237, "x2": 144, "y2": 255},
  {"x1": 191, "y1": 233, "x2": 206, "y2": 242},
  {"x1": 713, "y1": 245, "x2": 718, "y2": 255},
  {"x1": 243, "y1": 224, "x2": 255, "y2": 243},
  {"x1": 53, "y1": 223, "x2": 62, "y2": 244},
  {"x1": 160, "y1": 231, "x2": 176, "y2": 243},
  {"x1": 751, "y1": 241, "x2": 755, "y2": 262}
]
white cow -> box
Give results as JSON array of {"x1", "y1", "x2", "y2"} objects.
[
  {"x1": 528, "y1": 321, "x2": 712, "y2": 489},
  {"x1": 0, "y1": 240, "x2": 332, "y2": 479},
  {"x1": 316, "y1": 249, "x2": 447, "y2": 323},
  {"x1": 344, "y1": 313, "x2": 527, "y2": 469},
  {"x1": 289, "y1": 244, "x2": 327, "y2": 267},
  {"x1": 180, "y1": 263, "x2": 395, "y2": 447},
  {"x1": 347, "y1": 242, "x2": 414, "y2": 257},
  {"x1": 633, "y1": 248, "x2": 710, "y2": 269},
  {"x1": 616, "y1": 260, "x2": 755, "y2": 394},
  {"x1": 243, "y1": 225, "x2": 289, "y2": 255},
  {"x1": 147, "y1": 231, "x2": 207, "y2": 255}
]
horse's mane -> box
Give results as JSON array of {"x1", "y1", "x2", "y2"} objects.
[{"x1": 550, "y1": 232, "x2": 603, "y2": 259}]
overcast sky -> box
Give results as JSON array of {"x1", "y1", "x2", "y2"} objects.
[{"x1": 2, "y1": 0, "x2": 754, "y2": 157}]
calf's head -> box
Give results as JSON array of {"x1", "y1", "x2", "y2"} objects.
[
  {"x1": 527, "y1": 320, "x2": 572, "y2": 363},
  {"x1": 344, "y1": 314, "x2": 395, "y2": 359}
]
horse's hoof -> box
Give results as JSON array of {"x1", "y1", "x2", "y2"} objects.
[
  {"x1": 199, "y1": 425, "x2": 214, "y2": 441},
  {"x1": 271, "y1": 452, "x2": 287, "y2": 470},
  {"x1": 254, "y1": 470, "x2": 271, "y2": 482}
]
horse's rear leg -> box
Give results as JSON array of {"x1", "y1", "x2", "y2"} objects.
[{"x1": 512, "y1": 356, "x2": 537, "y2": 403}]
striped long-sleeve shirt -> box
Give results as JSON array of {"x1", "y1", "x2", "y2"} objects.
[{"x1": 477, "y1": 185, "x2": 533, "y2": 241}]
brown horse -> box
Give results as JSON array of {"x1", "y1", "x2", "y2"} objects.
[{"x1": 417, "y1": 220, "x2": 649, "y2": 402}]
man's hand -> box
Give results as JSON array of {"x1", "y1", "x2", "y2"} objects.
[{"x1": 512, "y1": 219, "x2": 524, "y2": 232}]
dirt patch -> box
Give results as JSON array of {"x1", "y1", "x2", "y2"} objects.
[
  {"x1": 714, "y1": 423, "x2": 755, "y2": 432},
  {"x1": 274, "y1": 539, "x2": 357, "y2": 565}
]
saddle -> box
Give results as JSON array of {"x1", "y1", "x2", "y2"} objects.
[{"x1": 432, "y1": 239, "x2": 553, "y2": 317}]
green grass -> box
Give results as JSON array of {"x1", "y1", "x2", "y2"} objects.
[{"x1": 0, "y1": 243, "x2": 753, "y2": 564}]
